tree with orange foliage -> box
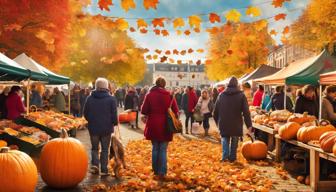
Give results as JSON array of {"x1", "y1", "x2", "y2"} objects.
[
  {"x1": 0, "y1": 0, "x2": 78, "y2": 71},
  {"x1": 289, "y1": 0, "x2": 336, "y2": 53},
  {"x1": 62, "y1": 15, "x2": 146, "y2": 85},
  {"x1": 206, "y1": 22, "x2": 273, "y2": 81}
]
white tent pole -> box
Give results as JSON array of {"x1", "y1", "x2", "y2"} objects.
[
  {"x1": 68, "y1": 83, "x2": 71, "y2": 115},
  {"x1": 284, "y1": 84, "x2": 287, "y2": 110},
  {"x1": 319, "y1": 85, "x2": 322, "y2": 121},
  {"x1": 26, "y1": 78, "x2": 30, "y2": 115}
]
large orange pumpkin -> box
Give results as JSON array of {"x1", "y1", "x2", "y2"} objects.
[
  {"x1": 278, "y1": 122, "x2": 302, "y2": 140},
  {"x1": 297, "y1": 120, "x2": 336, "y2": 143},
  {"x1": 241, "y1": 135, "x2": 267, "y2": 160},
  {"x1": 287, "y1": 112, "x2": 316, "y2": 125},
  {"x1": 40, "y1": 129, "x2": 88, "y2": 189},
  {"x1": 0, "y1": 147, "x2": 38, "y2": 192},
  {"x1": 319, "y1": 131, "x2": 336, "y2": 152}
]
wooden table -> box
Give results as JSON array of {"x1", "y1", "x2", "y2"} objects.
[
  {"x1": 252, "y1": 123, "x2": 277, "y2": 152},
  {"x1": 275, "y1": 135, "x2": 336, "y2": 192}
]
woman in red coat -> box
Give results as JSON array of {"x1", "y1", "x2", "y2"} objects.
[
  {"x1": 6, "y1": 86, "x2": 25, "y2": 120},
  {"x1": 141, "y1": 77, "x2": 179, "y2": 179}
]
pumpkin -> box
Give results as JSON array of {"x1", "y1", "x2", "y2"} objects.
[
  {"x1": 40, "y1": 129, "x2": 88, "y2": 189},
  {"x1": 119, "y1": 112, "x2": 130, "y2": 123},
  {"x1": 278, "y1": 122, "x2": 301, "y2": 140},
  {"x1": 241, "y1": 135, "x2": 268, "y2": 160},
  {"x1": 0, "y1": 147, "x2": 38, "y2": 192},
  {"x1": 319, "y1": 131, "x2": 336, "y2": 152},
  {"x1": 296, "y1": 175, "x2": 305, "y2": 183},
  {"x1": 305, "y1": 176, "x2": 310, "y2": 185},
  {"x1": 0, "y1": 140, "x2": 7, "y2": 147},
  {"x1": 287, "y1": 112, "x2": 316, "y2": 125},
  {"x1": 297, "y1": 120, "x2": 336, "y2": 143},
  {"x1": 270, "y1": 110, "x2": 292, "y2": 122}
]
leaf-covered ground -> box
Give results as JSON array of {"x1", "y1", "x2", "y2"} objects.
[{"x1": 93, "y1": 136, "x2": 273, "y2": 191}]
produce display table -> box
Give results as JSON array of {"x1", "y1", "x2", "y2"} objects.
[
  {"x1": 275, "y1": 134, "x2": 336, "y2": 192},
  {"x1": 252, "y1": 123, "x2": 277, "y2": 154}
]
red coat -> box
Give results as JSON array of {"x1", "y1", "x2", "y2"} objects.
[
  {"x1": 188, "y1": 91, "x2": 198, "y2": 112},
  {"x1": 141, "y1": 86, "x2": 179, "y2": 142},
  {"x1": 252, "y1": 90, "x2": 264, "y2": 107},
  {"x1": 6, "y1": 92, "x2": 25, "y2": 120}
]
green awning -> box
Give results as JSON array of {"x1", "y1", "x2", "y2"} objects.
[
  {"x1": 286, "y1": 50, "x2": 336, "y2": 85},
  {"x1": 0, "y1": 52, "x2": 29, "y2": 81},
  {"x1": 14, "y1": 53, "x2": 70, "y2": 85}
]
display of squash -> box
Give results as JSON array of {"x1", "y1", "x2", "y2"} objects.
[
  {"x1": 0, "y1": 140, "x2": 7, "y2": 147},
  {"x1": 278, "y1": 122, "x2": 302, "y2": 140},
  {"x1": 40, "y1": 129, "x2": 88, "y2": 189},
  {"x1": 319, "y1": 131, "x2": 336, "y2": 152},
  {"x1": 241, "y1": 135, "x2": 268, "y2": 160},
  {"x1": 0, "y1": 147, "x2": 38, "y2": 192},
  {"x1": 253, "y1": 114, "x2": 268, "y2": 124},
  {"x1": 287, "y1": 112, "x2": 316, "y2": 125},
  {"x1": 297, "y1": 120, "x2": 336, "y2": 143},
  {"x1": 270, "y1": 110, "x2": 292, "y2": 122}
]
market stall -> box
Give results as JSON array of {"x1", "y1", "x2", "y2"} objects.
[{"x1": 240, "y1": 64, "x2": 280, "y2": 84}]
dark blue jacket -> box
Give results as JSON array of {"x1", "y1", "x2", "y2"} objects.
[{"x1": 84, "y1": 90, "x2": 118, "y2": 136}]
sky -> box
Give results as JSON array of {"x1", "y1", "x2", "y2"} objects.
[{"x1": 84, "y1": 0, "x2": 310, "y2": 63}]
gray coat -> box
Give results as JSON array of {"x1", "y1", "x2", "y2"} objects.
[{"x1": 213, "y1": 77, "x2": 252, "y2": 137}]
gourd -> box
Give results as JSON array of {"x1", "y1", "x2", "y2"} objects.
[
  {"x1": 278, "y1": 122, "x2": 302, "y2": 140},
  {"x1": 0, "y1": 147, "x2": 38, "y2": 192},
  {"x1": 287, "y1": 112, "x2": 316, "y2": 125},
  {"x1": 40, "y1": 129, "x2": 88, "y2": 189},
  {"x1": 319, "y1": 131, "x2": 336, "y2": 152},
  {"x1": 241, "y1": 135, "x2": 268, "y2": 160},
  {"x1": 297, "y1": 120, "x2": 335, "y2": 143}
]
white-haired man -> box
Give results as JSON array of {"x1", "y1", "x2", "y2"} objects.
[{"x1": 84, "y1": 77, "x2": 118, "y2": 176}]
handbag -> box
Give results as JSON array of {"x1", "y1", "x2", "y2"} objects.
[
  {"x1": 166, "y1": 97, "x2": 183, "y2": 134},
  {"x1": 193, "y1": 101, "x2": 204, "y2": 122}
]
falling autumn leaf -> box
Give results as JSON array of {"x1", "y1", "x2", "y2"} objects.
[
  {"x1": 161, "y1": 29, "x2": 169, "y2": 36},
  {"x1": 206, "y1": 27, "x2": 219, "y2": 35},
  {"x1": 188, "y1": 48, "x2": 194, "y2": 53},
  {"x1": 246, "y1": 6, "x2": 261, "y2": 17},
  {"x1": 98, "y1": 0, "x2": 113, "y2": 11},
  {"x1": 225, "y1": 9, "x2": 241, "y2": 23},
  {"x1": 137, "y1": 19, "x2": 148, "y2": 28},
  {"x1": 173, "y1": 18, "x2": 185, "y2": 29},
  {"x1": 272, "y1": 0, "x2": 290, "y2": 8},
  {"x1": 153, "y1": 55, "x2": 159, "y2": 60},
  {"x1": 180, "y1": 50, "x2": 187, "y2": 55},
  {"x1": 173, "y1": 49, "x2": 179, "y2": 55},
  {"x1": 184, "y1": 30, "x2": 191, "y2": 36},
  {"x1": 165, "y1": 50, "x2": 171, "y2": 55},
  {"x1": 194, "y1": 28, "x2": 201, "y2": 33},
  {"x1": 121, "y1": 0, "x2": 136, "y2": 12},
  {"x1": 209, "y1": 13, "x2": 221, "y2": 23},
  {"x1": 153, "y1": 29, "x2": 161, "y2": 35},
  {"x1": 140, "y1": 28, "x2": 148, "y2": 34},
  {"x1": 169, "y1": 58, "x2": 175, "y2": 63},
  {"x1": 189, "y1": 15, "x2": 202, "y2": 28},
  {"x1": 197, "y1": 49, "x2": 204, "y2": 53},
  {"x1": 282, "y1": 26, "x2": 290, "y2": 34},
  {"x1": 146, "y1": 55, "x2": 152, "y2": 60},
  {"x1": 143, "y1": 0, "x2": 159, "y2": 10},
  {"x1": 196, "y1": 60, "x2": 202, "y2": 65},
  {"x1": 160, "y1": 56, "x2": 168, "y2": 62},
  {"x1": 129, "y1": 27, "x2": 136, "y2": 32},
  {"x1": 177, "y1": 60, "x2": 182, "y2": 64},
  {"x1": 152, "y1": 18, "x2": 165, "y2": 28},
  {"x1": 176, "y1": 30, "x2": 182, "y2": 36},
  {"x1": 155, "y1": 49, "x2": 162, "y2": 54},
  {"x1": 274, "y1": 13, "x2": 287, "y2": 21},
  {"x1": 227, "y1": 49, "x2": 233, "y2": 55},
  {"x1": 269, "y1": 29, "x2": 277, "y2": 36}
]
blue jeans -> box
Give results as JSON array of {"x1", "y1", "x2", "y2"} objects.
[
  {"x1": 151, "y1": 141, "x2": 168, "y2": 175},
  {"x1": 90, "y1": 134, "x2": 112, "y2": 173},
  {"x1": 202, "y1": 113, "x2": 211, "y2": 130},
  {"x1": 221, "y1": 136, "x2": 239, "y2": 161}
]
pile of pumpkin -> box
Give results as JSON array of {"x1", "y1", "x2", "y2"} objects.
[
  {"x1": 0, "y1": 129, "x2": 88, "y2": 191},
  {"x1": 106, "y1": 137, "x2": 272, "y2": 191},
  {"x1": 278, "y1": 112, "x2": 336, "y2": 155}
]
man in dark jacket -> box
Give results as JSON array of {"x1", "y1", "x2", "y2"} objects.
[
  {"x1": 84, "y1": 77, "x2": 118, "y2": 176},
  {"x1": 181, "y1": 86, "x2": 198, "y2": 134},
  {"x1": 124, "y1": 86, "x2": 140, "y2": 128},
  {"x1": 270, "y1": 86, "x2": 293, "y2": 112},
  {"x1": 213, "y1": 77, "x2": 252, "y2": 162}
]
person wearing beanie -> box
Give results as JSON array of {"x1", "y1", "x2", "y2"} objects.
[
  {"x1": 213, "y1": 76, "x2": 252, "y2": 162},
  {"x1": 83, "y1": 77, "x2": 118, "y2": 176}
]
